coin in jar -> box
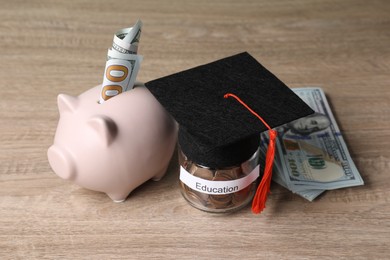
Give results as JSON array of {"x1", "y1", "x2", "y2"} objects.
[
  {"x1": 232, "y1": 183, "x2": 255, "y2": 205},
  {"x1": 180, "y1": 181, "x2": 209, "y2": 206},
  {"x1": 193, "y1": 166, "x2": 214, "y2": 180}
]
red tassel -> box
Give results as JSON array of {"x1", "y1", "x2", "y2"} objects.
[
  {"x1": 251, "y1": 129, "x2": 277, "y2": 214},
  {"x1": 224, "y1": 93, "x2": 277, "y2": 214}
]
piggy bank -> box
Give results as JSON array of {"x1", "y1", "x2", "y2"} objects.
[{"x1": 47, "y1": 84, "x2": 177, "y2": 202}]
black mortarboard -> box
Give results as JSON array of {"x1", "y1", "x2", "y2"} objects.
[{"x1": 145, "y1": 52, "x2": 314, "y2": 168}]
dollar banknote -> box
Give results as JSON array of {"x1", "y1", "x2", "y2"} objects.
[
  {"x1": 259, "y1": 136, "x2": 325, "y2": 201},
  {"x1": 99, "y1": 19, "x2": 143, "y2": 103},
  {"x1": 261, "y1": 87, "x2": 363, "y2": 201}
]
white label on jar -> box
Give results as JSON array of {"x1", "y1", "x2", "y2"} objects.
[{"x1": 180, "y1": 165, "x2": 260, "y2": 195}]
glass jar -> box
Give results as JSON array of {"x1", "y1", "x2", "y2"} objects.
[{"x1": 178, "y1": 147, "x2": 260, "y2": 213}]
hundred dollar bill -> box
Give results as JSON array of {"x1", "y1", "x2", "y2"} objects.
[
  {"x1": 99, "y1": 19, "x2": 143, "y2": 103},
  {"x1": 273, "y1": 87, "x2": 363, "y2": 193},
  {"x1": 273, "y1": 167, "x2": 325, "y2": 201},
  {"x1": 259, "y1": 135, "x2": 325, "y2": 201}
]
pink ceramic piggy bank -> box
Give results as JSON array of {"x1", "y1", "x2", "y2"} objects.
[{"x1": 47, "y1": 84, "x2": 177, "y2": 202}]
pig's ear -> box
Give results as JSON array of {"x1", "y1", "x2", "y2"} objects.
[
  {"x1": 57, "y1": 94, "x2": 78, "y2": 113},
  {"x1": 87, "y1": 115, "x2": 117, "y2": 146}
]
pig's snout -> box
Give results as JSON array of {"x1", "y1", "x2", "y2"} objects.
[{"x1": 47, "y1": 146, "x2": 76, "y2": 180}]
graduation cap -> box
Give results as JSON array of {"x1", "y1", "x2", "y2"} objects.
[{"x1": 145, "y1": 52, "x2": 314, "y2": 213}]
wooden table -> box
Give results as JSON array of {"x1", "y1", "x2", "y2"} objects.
[{"x1": 1, "y1": 0, "x2": 389, "y2": 259}]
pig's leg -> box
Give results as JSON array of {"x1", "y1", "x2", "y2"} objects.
[
  {"x1": 106, "y1": 191, "x2": 130, "y2": 203},
  {"x1": 151, "y1": 164, "x2": 169, "y2": 181}
]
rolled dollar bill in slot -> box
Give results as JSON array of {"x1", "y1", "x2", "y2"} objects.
[{"x1": 99, "y1": 19, "x2": 143, "y2": 103}]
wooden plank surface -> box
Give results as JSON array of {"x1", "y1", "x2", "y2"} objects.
[{"x1": 1, "y1": 0, "x2": 389, "y2": 259}]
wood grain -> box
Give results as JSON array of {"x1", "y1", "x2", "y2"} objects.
[{"x1": 1, "y1": 0, "x2": 389, "y2": 259}]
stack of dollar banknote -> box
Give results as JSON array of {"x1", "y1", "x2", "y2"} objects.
[{"x1": 260, "y1": 87, "x2": 364, "y2": 201}]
